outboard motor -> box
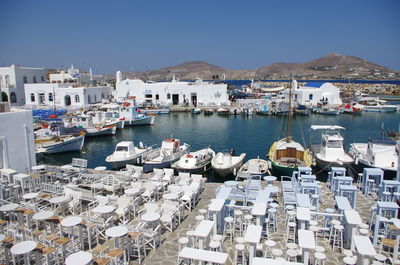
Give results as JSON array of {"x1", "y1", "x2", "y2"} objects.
[
  {"x1": 139, "y1": 141, "x2": 144, "y2": 149},
  {"x1": 230, "y1": 148, "x2": 236, "y2": 156}
]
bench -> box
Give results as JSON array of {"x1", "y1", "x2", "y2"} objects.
[{"x1": 178, "y1": 247, "x2": 228, "y2": 264}]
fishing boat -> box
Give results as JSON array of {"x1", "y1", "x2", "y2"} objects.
[
  {"x1": 349, "y1": 138, "x2": 398, "y2": 176},
  {"x1": 143, "y1": 138, "x2": 190, "y2": 173},
  {"x1": 35, "y1": 135, "x2": 85, "y2": 154},
  {"x1": 294, "y1": 105, "x2": 310, "y2": 116},
  {"x1": 192, "y1": 108, "x2": 201, "y2": 114},
  {"x1": 216, "y1": 108, "x2": 230, "y2": 115},
  {"x1": 171, "y1": 147, "x2": 215, "y2": 173},
  {"x1": 204, "y1": 109, "x2": 214, "y2": 115},
  {"x1": 119, "y1": 102, "x2": 155, "y2": 125},
  {"x1": 63, "y1": 115, "x2": 117, "y2": 137},
  {"x1": 343, "y1": 101, "x2": 363, "y2": 114},
  {"x1": 211, "y1": 150, "x2": 246, "y2": 177},
  {"x1": 105, "y1": 141, "x2": 159, "y2": 169},
  {"x1": 236, "y1": 158, "x2": 271, "y2": 180},
  {"x1": 268, "y1": 80, "x2": 313, "y2": 176},
  {"x1": 310, "y1": 125, "x2": 354, "y2": 170}
]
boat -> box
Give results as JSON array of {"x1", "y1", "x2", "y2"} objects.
[
  {"x1": 343, "y1": 101, "x2": 363, "y2": 114},
  {"x1": 236, "y1": 158, "x2": 271, "y2": 180},
  {"x1": 119, "y1": 102, "x2": 155, "y2": 126},
  {"x1": 204, "y1": 109, "x2": 214, "y2": 115},
  {"x1": 143, "y1": 138, "x2": 190, "y2": 173},
  {"x1": 63, "y1": 115, "x2": 117, "y2": 137},
  {"x1": 192, "y1": 108, "x2": 201, "y2": 114},
  {"x1": 139, "y1": 107, "x2": 170, "y2": 115},
  {"x1": 217, "y1": 108, "x2": 230, "y2": 115},
  {"x1": 171, "y1": 147, "x2": 215, "y2": 173},
  {"x1": 211, "y1": 150, "x2": 246, "y2": 177},
  {"x1": 35, "y1": 135, "x2": 85, "y2": 154},
  {"x1": 349, "y1": 138, "x2": 398, "y2": 176},
  {"x1": 310, "y1": 125, "x2": 354, "y2": 170},
  {"x1": 105, "y1": 141, "x2": 159, "y2": 169},
  {"x1": 357, "y1": 97, "x2": 397, "y2": 112},
  {"x1": 268, "y1": 80, "x2": 313, "y2": 176},
  {"x1": 294, "y1": 105, "x2": 309, "y2": 116}
]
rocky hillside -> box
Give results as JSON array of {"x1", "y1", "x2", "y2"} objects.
[{"x1": 111, "y1": 53, "x2": 398, "y2": 80}]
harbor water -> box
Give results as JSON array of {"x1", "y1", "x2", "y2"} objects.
[{"x1": 38, "y1": 109, "x2": 400, "y2": 182}]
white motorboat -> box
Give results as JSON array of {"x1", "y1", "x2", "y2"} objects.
[
  {"x1": 349, "y1": 138, "x2": 398, "y2": 174},
  {"x1": 357, "y1": 97, "x2": 397, "y2": 112},
  {"x1": 310, "y1": 125, "x2": 354, "y2": 170},
  {"x1": 211, "y1": 151, "x2": 246, "y2": 177},
  {"x1": 35, "y1": 135, "x2": 85, "y2": 154},
  {"x1": 236, "y1": 158, "x2": 271, "y2": 180},
  {"x1": 217, "y1": 108, "x2": 230, "y2": 115},
  {"x1": 143, "y1": 138, "x2": 190, "y2": 173},
  {"x1": 118, "y1": 103, "x2": 155, "y2": 126},
  {"x1": 192, "y1": 108, "x2": 201, "y2": 114},
  {"x1": 106, "y1": 141, "x2": 158, "y2": 169},
  {"x1": 171, "y1": 147, "x2": 215, "y2": 173}
]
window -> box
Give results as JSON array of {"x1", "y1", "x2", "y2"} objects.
[
  {"x1": 155, "y1": 94, "x2": 159, "y2": 100},
  {"x1": 41, "y1": 76, "x2": 45, "y2": 82},
  {"x1": 10, "y1": 92, "x2": 16, "y2": 103},
  {"x1": 48, "y1": 93, "x2": 53, "y2": 101},
  {"x1": 101, "y1": 93, "x2": 105, "y2": 99},
  {"x1": 23, "y1": 76, "x2": 27, "y2": 83},
  {"x1": 33, "y1": 76, "x2": 37, "y2": 83},
  {"x1": 75, "y1": 95, "x2": 80, "y2": 103},
  {"x1": 5, "y1": 75, "x2": 10, "y2": 88},
  {"x1": 30, "y1": 93, "x2": 35, "y2": 102},
  {"x1": 145, "y1": 94, "x2": 152, "y2": 98},
  {"x1": 116, "y1": 146, "x2": 128, "y2": 152},
  {"x1": 308, "y1": 94, "x2": 313, "y2": 100},
  {"x1": 88, "y1": 95, "x2": 91, "y2": 104},
  {"x1": 94, "y1": 95, "x2": 97, "y2": 102},
  {"x1": 167, "y1": 93, "x2": 171, "y2": 99}
]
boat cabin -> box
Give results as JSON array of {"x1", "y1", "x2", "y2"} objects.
[
  {"x1": 365, "y1": 139, "x2": 397, "y2": 169},
  {"x1": 114, "y1": 141, "x2": 136, "y2": 156},
  {"x1": 161, "y1": 139, "x2": 180, "y2": 156},
  {"x1": 275, "y1": 140, "x2": 306, "y2": 166},
  {"x1": 64, "y1": 115, "x2": 94, "y2": 128}
]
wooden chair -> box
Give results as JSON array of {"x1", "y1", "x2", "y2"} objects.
[{"x1": 107, "y1": 249, "x2": 127, "y2": 265}]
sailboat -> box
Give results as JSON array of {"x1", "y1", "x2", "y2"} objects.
[{"x1": 267, "y1": 80, "x2": 313, "y2": 176}]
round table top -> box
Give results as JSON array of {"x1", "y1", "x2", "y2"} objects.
[
  {"x1": 11, "y1": 241, "x2": 37, "y2": 255},
  {"x1": 91, "y1": 205, "x2": 116, "y2": 214},
  {"x1": 33, "y1": 210, "x2": 55, "y2": 220},
  {"x1": 61, "y1": 216, "x2": 83, "y2": 227},
  {"x1": 32, "y1": 165, "x2": 46, "y2": 171},
  {"x1": 105, "y1": 226, "x2": 128, "y2": 238},
  {"x1": 163, "y1": 193, "x2": 179, "y2": 200},
  {"x1": 49, "y1": 196, "x2": 70, "y2": 204},
  {"x1": 124, "y1": 188, "x2": 141, "y2": 196},
  {"x1": 141, "y1": 212, "x2": 161, "y2": 222},
  {"x1": 23, "y1": 192, "x2": 40, "y2": 200},
  {"x1": 0, "y1": 234, "x2": 6, "y2": 242},
  {"x1": 263, "y1": 176, "x2": 277, "y2": 182},
  {"x1": 94, "y1": 166, "x2": 107, "y2": 171},
  {"x1": 65, "y1": 251, "x2": 93, "y2": 265},
  {"x1": 0, "y1": 203, "x2": 19, "y2": 212},
  {"x1": 224, "y1": 180, "x2": 239, "y2": 187},
  {"x1": 266, "y1": 186, "x2": 279, "y2": 193}
]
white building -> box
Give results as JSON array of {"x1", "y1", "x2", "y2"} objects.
[
  {"x1": 115, "y1": 72, "x2": 230, "y2": 106},
  {"x1": 0, "y1": 108, "x2": 36, "y2": 173},
  {"x1": 50, "y1": 65, "x2": 92, "y2": 84},
  {"x1": 292, "y1": 81, "x2": 342, "y2": 106},
  {"x1": 24, "y1": 83, "x2": 112, "y2": 108},
  {"x1": 0, "y1": 65, "x2": 47, "y2": 106}
]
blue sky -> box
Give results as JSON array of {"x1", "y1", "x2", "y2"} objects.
[{"x1": 0, "y1": 0, "x2": 399, "y2": 73}]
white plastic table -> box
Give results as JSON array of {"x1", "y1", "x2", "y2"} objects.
[
  {"x1": 91, "y1": 205, "x2": 116, "y2": 214},
  {"x1": 65, "y1": 251, "x2": 93, "y2": 265},
  {"x1": 335, "y1": 196, "x2": 352, "y2": 213},
  {"x1": 216, "y1": 186, "x2": 232, "y2": 199},
  {"x1": 244, "y1": 224, "x2": 262, "y2": 264},
  {"x1": 296, "y1": 193, "x2": 311, "y2": 208},
  {"x1": 252, "y1": 257, "x2": 303, "y2": 264},
  {"x1": 31, "y1": 165, "x2": 46, "y2": 171},
  {"x1": 179, "y1": 247, "x2": 228, "y2": 264},
  {"x1": 163, "y1": 193, "x2": 179, "y2": 201},
  {"x1": 224, "y1": 180, "x2": 238, "y2": 187},
  {"x1": 61, "y1": 216, "x2": 83, "y2": 251},
  {"x1": 105, "y1": 226, "x2": 128, "y2": 248},
  {"x1": 208, "y1": 199, "x2": 225, "y2": 235},
  {"x1": 141, "y1": 212, "x2": 161, "y2": 222},
  {"x1": 263, "y1": 176, "x2": 277, "y2": 185},
  {"x1": 32, "y1": 210, "x2": 54, "y2": 220},
  {"x1": 0, "y1": 203, "x2": 19, "y2": 212},
  {"x1": 10, "y1": 240, "x2": 37, "y2": 265},
  {"x1": 298, "y1": 229, "x2": 315, "y2": 265},
  {"x1": 353, "y1": 235, "x2": 377, "y2": 265},
  {"x1": 124, "y1": 187, "x2": 141, "y2": 196},
  {"x1": 49, "y1": 195, "x2": 70, "y2": 214},
  {"x1": 22, "y1": 193, "x2": 39, "y2": 200},
  {"x1": 255, "y1": 190, "x2": 271, "y2": 203},
  {"x1": 296, "y1": 207, "x2": 311, "y2": 229},
  {"x1": 252, "y1": 202, "x2": 267, "y2": 225},
  {"x1": 343, "y1": 210, "x2": 362, "y2": 250},
  {"x1": 194, "y1": 220, "x2": 215, "y2": 249}
]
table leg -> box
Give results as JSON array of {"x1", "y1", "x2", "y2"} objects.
[
  {"x1": 302, "y1": 249, "x2": 309, "y2": 265},
  {"x1": 248, "y1": 244, "x2": 255, "y2": 264},
  {"x1": 198, "y1": 238, "x2": 204, "y2": 249}
]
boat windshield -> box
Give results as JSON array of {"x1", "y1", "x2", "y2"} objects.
[
  {"x1": 116, "y1": 146, "x2": 128, "y2": 152},
  {"x1": 323, "y1": 139, "x2": 342, "y2": 148}
]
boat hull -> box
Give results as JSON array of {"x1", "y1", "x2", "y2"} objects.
[
  {"x1": 143, "y1": 160, "x2": 174, "y2": 173},
  {"x1": 36, "y1": 136, "x2": 84, "y2": 154},
  {"x1": 173, "y1": 161, "x2": 211, "y2": 174},
  {"x1": 124, "y1": 116, "x2": 155, "y2": 126},
  {"x1": 270, "y1": 161, "x2": 297, "y2": 177},
  {"x1": 86, "y1": 126, "x2": 116, "y2": 137},
  {"x1": 314, "y1": 156, "x2": 354, "y2": 171},
  {"x1": 107, "y1": 157, "x2": 143, "y2": 170}
]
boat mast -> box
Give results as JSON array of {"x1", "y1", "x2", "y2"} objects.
[{"x1": 286, "y1": 79, "x2": 293, "y2": 143}]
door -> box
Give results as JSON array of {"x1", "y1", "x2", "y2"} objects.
[
  {"x1": 172, "y1": 94, "x2": 179, "y2": 105},
  {"x1": 39, "y1": 93, "x2": 45, "y2": 104},
  {"x1": 64, "y1": 95, "x2": 71, "y2": 106},
  {"x1": 191, "y1": 93, "x2": 197, "y2": 107}
]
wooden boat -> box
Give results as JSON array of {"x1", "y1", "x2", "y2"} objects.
[
  {"x1": 35, "y1": 135, "x2": 85, "y2": 154},
  {"x1": 236, "y1": 158, "x2": 271, "y2": 180}
]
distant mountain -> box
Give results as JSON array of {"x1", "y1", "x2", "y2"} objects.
[{"x1": 112, "y1": 53, "x2": 398, "y2": 80}]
